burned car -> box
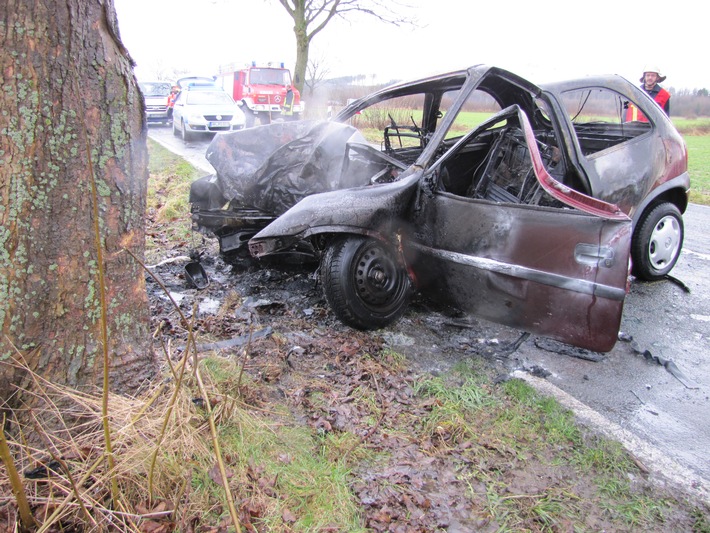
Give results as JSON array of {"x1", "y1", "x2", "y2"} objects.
[{"x1": 190, "y1": 65, "x2": 689, "y2": 352}]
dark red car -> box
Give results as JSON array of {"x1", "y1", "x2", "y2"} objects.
[{"x1": 192, "y1": 65, "x2": 689, "y2": 352}]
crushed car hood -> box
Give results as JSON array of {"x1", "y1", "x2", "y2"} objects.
[{"x1": 202, "y1": 121, "x2": 368, "y2": 215}]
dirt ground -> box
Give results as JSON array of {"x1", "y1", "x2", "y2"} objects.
[{"x1": 143, "y1": 234, "x2": 708, "y2": 532}]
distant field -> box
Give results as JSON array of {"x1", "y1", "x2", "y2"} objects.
[{"x1": 672, "y1": 117, "x2": 710, "y2": 135}]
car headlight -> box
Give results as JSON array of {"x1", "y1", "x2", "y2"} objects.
[{"x1": 187, "y1": 112, "x2": 204, "y2": 122}]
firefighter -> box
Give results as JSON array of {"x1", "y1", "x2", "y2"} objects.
[
  {"x1": 625, "y1": 66, "x2": 670, "y2": 122},
  {"x1": 282, "y1": 85, "x2": 294, "y2": 118},
  {"x1": 640, "y1": 66, "x2": 670, "y2": 115}
]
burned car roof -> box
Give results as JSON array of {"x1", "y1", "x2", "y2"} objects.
[{"x1": 190, "y1": 65, "x2": 689, "y2": 352}]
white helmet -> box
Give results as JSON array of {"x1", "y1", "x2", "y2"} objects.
[{"x1": 640, "y1": 66, "x2": 666, "y2": 83}]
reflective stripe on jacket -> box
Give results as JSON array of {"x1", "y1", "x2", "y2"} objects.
[
  {"x1": 282, "y1": 89, "x2": 294, "y2": 115},
  {"x1": 626, "y1": 84, "x2": 671, "y2": 122}
]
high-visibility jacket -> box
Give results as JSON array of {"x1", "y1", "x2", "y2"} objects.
[
  {"x1": 626, "y1": 84, "x2": 670, "y2": 122},
  {"x1": 282, "y1": 89, "x2": 294, "y2": 116}
]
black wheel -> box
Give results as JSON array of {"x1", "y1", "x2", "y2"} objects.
[
  {"x1": 172, "y1": 118, "x2": 180, "y2": 137},
  {"x1": 631, "y1": 202, "x2": 684, "y2": 281},
  {"x1": 320, "y1": 236, "x2": 413, "y2": 329},
  {"x1": 181, "y1": 120, "x2": 195, "y2": 142}
]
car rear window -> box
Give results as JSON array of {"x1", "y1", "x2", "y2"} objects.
[{"x1": 559, "y1": 87, "x2": 651, "y2": 156}]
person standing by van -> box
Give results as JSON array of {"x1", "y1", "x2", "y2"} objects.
[{"x1": 167, "y1": 85, "x2": 180, "y2": 120}]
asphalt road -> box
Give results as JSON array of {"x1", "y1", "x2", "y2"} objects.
[{"x1": 148, "y1": 125, "x2": 710, "y2": 504}]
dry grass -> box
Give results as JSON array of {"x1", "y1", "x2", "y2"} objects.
[{"x1": 0, "y1": 352, "x2": 233, "y2": 531}]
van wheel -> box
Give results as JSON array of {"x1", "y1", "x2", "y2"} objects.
[
  {"x1": 320, "y1": 236, "x2": 412, "y2": 329},
  {"x1": 631, "y1": 202, "x2": 683, "y2": 280}
]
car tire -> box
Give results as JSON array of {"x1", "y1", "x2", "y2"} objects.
[
  {"x1": 172, "y1": 118, "x2": 180, "y2": 137},
  {"x1": 320, "y1": 236, "x2": 412, "y2": 330},
  {"x1": 631, "y1": 202, "x2": 684, "y2": 281},
  {"x1": 180, "y1": 120, "x2": 195, "y2": 142}
]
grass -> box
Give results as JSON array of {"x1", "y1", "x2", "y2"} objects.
[
  {"x1": 145, "y1": 138, "x2": 203, "y2": 261},
  {"x1": 0, "y1": 327, "x2": 367, "y2": 532},
  {"x1": 685, "y1": 135, "x2": 710, "y2": 204},
  {"x1": 672, "y1": 117, "x2": 710, "y2": 135},
  {"x1": 6, "y1": 348, "x2": 700, "y2": 532},
  {"x1": 415, "y1": 368, "x2": 694, "y2": 531}
]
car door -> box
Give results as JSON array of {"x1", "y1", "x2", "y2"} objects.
[{"x1": 405, "y1": 110, "x2": 632, "y2": 353}]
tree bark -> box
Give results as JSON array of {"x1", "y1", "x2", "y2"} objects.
[
  {"x1": 0, "y1": 0, "x2": 156, "y2": 410},
  {"x1": 291, "y1": 0, "x2": 309, "y2": 93}
]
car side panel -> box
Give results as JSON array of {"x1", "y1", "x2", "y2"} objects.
[{"x1": 581, "y1": 133, "x2": 664, "y2": 217}]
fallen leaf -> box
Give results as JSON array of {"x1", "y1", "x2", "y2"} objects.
[
  {"x1": 282, "y1": 507, "x2": 297, "y2": 523},
  {"x1": 208, "y1": 463, "x2": 233, "y2": 485}
]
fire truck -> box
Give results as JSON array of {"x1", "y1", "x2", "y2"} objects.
[{"x1": 215, "y1": 62, "x2": 303, "y2": 127}]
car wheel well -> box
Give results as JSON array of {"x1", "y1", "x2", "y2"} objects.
[
  {"x1": 312, "y1": 231, "x2": 387, "y2": 255},
  {"x1": 640, "y1": 188, "x2": 688, "y2": 220}
]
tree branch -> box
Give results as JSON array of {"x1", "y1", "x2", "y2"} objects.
[{"x1": 278, "y1": 0, "x2": 295, "y2": 18}]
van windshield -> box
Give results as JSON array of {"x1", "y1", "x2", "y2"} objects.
[{"x1": 249, "y1": 69, "x2": 291, "y2": 86}]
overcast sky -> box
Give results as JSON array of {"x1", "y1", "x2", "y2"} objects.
[{"x1": 114, "y1": 0, "x2": 708, "y2": 91}]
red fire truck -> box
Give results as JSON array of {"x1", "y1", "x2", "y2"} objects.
[{"x1": 215, "y1": 62, "x2": 303, "y2": 127}]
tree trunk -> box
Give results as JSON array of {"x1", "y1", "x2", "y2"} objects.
[
  {"x1": 291, "y1": 1, "x2": 309, "y2": 94},
  {"x1": 0, "y1": 0, "x2": 156, "y2": 410}
]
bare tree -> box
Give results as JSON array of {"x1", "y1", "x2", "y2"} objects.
[
  {"x1": 305, "y1": 54, "x2": 331, "y2": 96},
  {"x1": 276, "y1": 0, "x2": 413, "y2": 93},
  {"x1": 0, "y1": 0, "x2": 156, "y2": 413}
]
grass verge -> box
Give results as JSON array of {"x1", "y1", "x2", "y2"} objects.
[{"x1": 145, "y1": 138, "x2": 204, "y2": 262}]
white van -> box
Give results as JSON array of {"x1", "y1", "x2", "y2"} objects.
[{"x1": 138, "y1": 81, "x2": 172, "y2": 124}]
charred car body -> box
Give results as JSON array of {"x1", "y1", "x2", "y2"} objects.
[{"x1": 190, "y1": 65, "x2": 689, "y2": 352}]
